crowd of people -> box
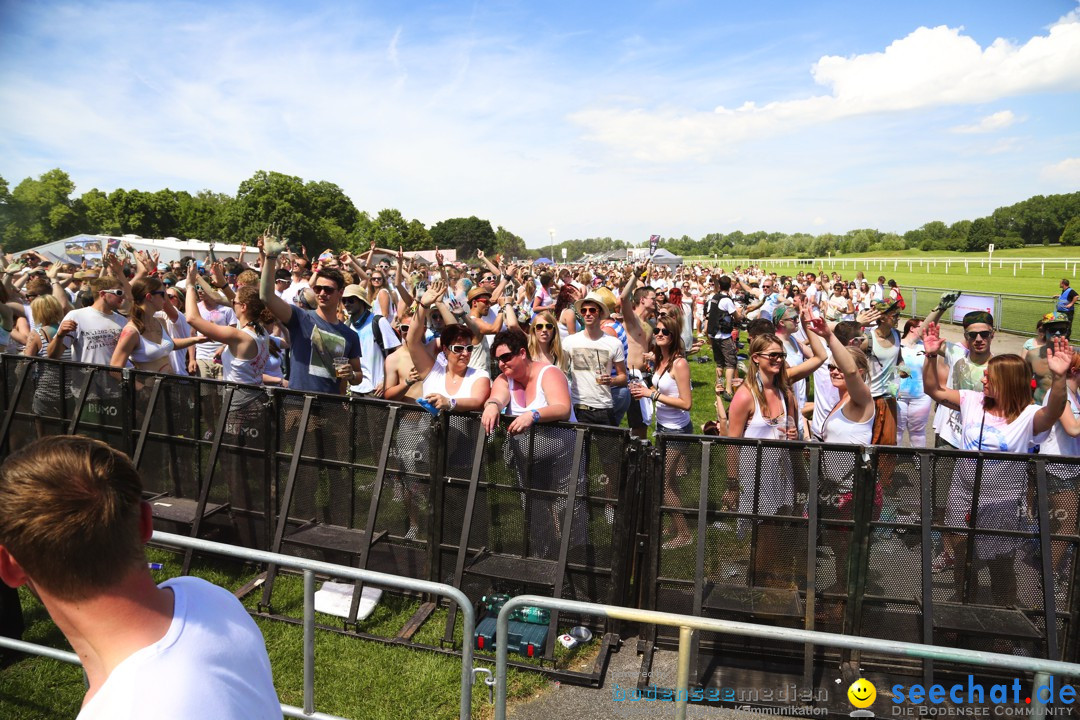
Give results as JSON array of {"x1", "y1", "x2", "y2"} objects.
[{"x1": 1, "y1": 241, "x2": 1077, "y2": 576}]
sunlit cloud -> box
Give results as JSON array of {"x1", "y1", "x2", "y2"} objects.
[
  {"x1": 950, "y1": 110, "x2": 1018, "y2": 134},
  {"x1": 572, "y1": 20, "x2": 1080, "y2": 162}
]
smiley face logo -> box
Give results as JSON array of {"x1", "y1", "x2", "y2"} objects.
[{"x1": 847, "y1": 678, "x2": 876, "y2": 708}]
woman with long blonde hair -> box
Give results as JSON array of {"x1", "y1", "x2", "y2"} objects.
[
  {"x1": 724, "y1": 333, "x2": 799, "y2": 584},
  {"x1": 527, "y1": 311, "x2": 568, "y2": 372}
]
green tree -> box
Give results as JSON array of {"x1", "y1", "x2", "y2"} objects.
[
  {"x1": 74, "y1": 189, "x2": 119, "y2": 235},
  {"x1": 229, "y1": 170, "x2": 316, "y2": 252},
  {"x1": 1061, "y1": 216, "x2": 1080, "y2": 246},
  {"x1": 966, "y1": 217, "x2": 995, "y2": 252},
  {"x1": 177, "y1": 190, "x2": 232, "y2": 241},
  {"x1": 429, "y1": 216, "x2": 497, "y2": 258},
  {"x1": 404, "y1": 219, "x2": 432, "y2": 251},
  {"x1": 5, "y1": 169, "x2": 80, "y2": 251},
  {"x1": 493, "y1": 226, "x2": 528, "y2": 260}
]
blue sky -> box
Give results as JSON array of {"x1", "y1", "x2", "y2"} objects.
[{"x1": 1, "y1": 1, "x2": 1078, "y2": 247}]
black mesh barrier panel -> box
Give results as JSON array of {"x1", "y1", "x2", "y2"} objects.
[
  {"x1": 641, "y1": 435, "x2": 864, "y2": 685},
  {"x1": 435, "y1": 416, "x2": 633, "y2": 633}
]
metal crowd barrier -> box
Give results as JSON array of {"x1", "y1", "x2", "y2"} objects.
[
  {"x1": 492, "y1": 595, "x2": 1080, "y2": 720},
  {"x1": 639, "y1": 432, "x2": 1080, "y2": 694},
  {"x1": 2, "y1": 354, "x2": 1077, "y2": 703},
  {"x1": 0, "y1": 531, "x2": 477, "y2": 720}
]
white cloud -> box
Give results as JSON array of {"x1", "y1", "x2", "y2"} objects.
[
  {"x1": 950, "y1": 110, "x2": 1018, "y2": 134},
  {"x1": 1041, "y1": 157, "x2": 1080, "y2": 184},
  {"x1": 572, "y1": 21, "x2": 1080, "y2": 161}
]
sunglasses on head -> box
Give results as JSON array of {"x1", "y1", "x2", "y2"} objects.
[
  {"x1": 495, "y1": 351, "x2": 517, "y2": 364},
  {"x1": 965, "y1": 330, "x2": 992, "y2": 340},
  {"x1": 448, "y1": 344, "x2": 473, "y2": 355},
  {"x1": 150, "y1": 290, "x2": 167, "y2": 297},
  {"x1": 533, "y1": 323, "x2": 554, "y2": 331},
  {"x1": 312, "y1": 284, "x2": 337, "y2": 295},
  {"x1": 657, "y1": 311, "x2": 669, "y2": 318}
]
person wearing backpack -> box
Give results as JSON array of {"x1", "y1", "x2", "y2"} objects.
[
  {"x1": 706, "y1": 274, "x2": 743, "y2": 401},
  {"x1": 343, "y1": 284, "x2": 400, "y2": 398},
  {"x1": 888, "y1": 279, "x2": 906, "y2": 311}
]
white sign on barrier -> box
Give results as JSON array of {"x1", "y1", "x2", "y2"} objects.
[{"x1": 952, "y1": 294, "x2": 996, "y2": 324}]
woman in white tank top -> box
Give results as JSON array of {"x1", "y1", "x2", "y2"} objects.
[
  {"x1": 111, "y1": 277, "x2": 206, "y2": 374},
  {"x1": 407, "y1": 283, "x2": 491, "y2": 413},
  {"x1": 806, "y1": 316, "x2": 876, "y2": 594},
  {"x1": 630, "y1": 316, "x2": 694, "y2": 549},
  {"x1": 184, "y1": 270, "x2": 270, "y2": 390},
  {"x1": 481, "y1": 327, "x2": 579, "y2": 559}
]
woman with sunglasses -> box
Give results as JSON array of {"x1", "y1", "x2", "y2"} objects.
[
  {"x1": 924, "y1": 325, "x2": 1073, "y2": 604},
  {"x1": 506, "y1": 308, "x2": 568, "y2": 372},
  {"x1": 408, "y1": 285, "x2": 491, "y2": 413},
  {"x1": 111, "y1": 277, "x2": 206, "y2": 373},
  {"x1": 481, "y1": 328, "x2": 576, "y2": 557},
  {"x1": 723, "y1": 333, "x2": 799, "y2": 585},
  {"x1": 631, "y1": 315, "x2": 694, "y2": 548}
]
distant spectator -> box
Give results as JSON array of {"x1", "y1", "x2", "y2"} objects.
[{"x1": 1056, "y1": 279, "x2": 1076, "y2": 332}]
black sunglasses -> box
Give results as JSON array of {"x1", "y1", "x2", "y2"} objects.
[
  {"x1": 656, "y1": 328, "x2": 672, "y2": 337},
  {"x1": 756, "y1": 352, "x2": 786, "y2": 361},
  {"x1": 965, "y1": 330, "x2": 992, "y2": 340},
  {"x1": 312, "y1": 285, "x2": 337, "y2": 294},
  {"x1": 495, "y1": 351, "x2": 517, "y2": 364}
]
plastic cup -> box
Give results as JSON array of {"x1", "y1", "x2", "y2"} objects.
[{"x1": 333, "y1": 356, "x2": 350, "y2": 376}]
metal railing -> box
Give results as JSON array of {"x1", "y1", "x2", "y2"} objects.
[
  {"x1": 492, "y1": 595, "x2": 1080, "y2": 720},
  {"x1": 0, "y1": 531, "x2": 477, "y2": 720}
]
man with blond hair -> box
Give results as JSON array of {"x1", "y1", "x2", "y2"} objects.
[{"x1": 0, "y1": 436, "x2": 280, "y2": 718}]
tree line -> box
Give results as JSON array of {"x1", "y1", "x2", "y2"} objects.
[{"x1": 0, "y1": 168, "x2": 1076, "y2": 260}]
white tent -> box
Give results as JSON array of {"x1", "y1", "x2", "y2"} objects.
[
  {"x1": 20, "y1": 235, "x2": 454, "y2": 267},
  {"x1": 23, "y1": 234, "x2": 248, "y2": 265}
]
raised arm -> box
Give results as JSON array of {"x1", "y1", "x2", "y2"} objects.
[
  {"x1": 408, "y1": 284, "x2": 444, "y2": 379},
  {"x1": 922, "y1": 322, "x2": 960, "y2": 410},
  {"x1": 258, "y1": 232, "x2": 294, "y2": 325},
  {"x1": 810, "y1": 317, "x2": 872, "y2": 410},
  {"x1": 1033, "y1": 337, "x2": 1073, "y2": 436}
]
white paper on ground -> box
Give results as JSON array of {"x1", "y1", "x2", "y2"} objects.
[{"x1": 313, "y1": 581, "x2": 383, "y2": 620}]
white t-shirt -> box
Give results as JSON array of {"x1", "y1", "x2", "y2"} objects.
[
  {"x1": 348, "y1": 312, "x2": 401, "y2": 394},
  {"x1": 563, "y1": 332, "x2": 625, "y2": 409},
  {"x1": 810, "y1": 359, "x2": 840, "y2": 440},
  {"x1": 194, "y1": 303, "x2": 237, "y2": 362},
  {"x1": 956, "y1": 390, "x2": 1046, "y2": 454},
  {"x1": 60, "y1": 306, "x2": 126, "y2": 365},
  {"x1": 157, "y1": 310, "x2": 192, "y2": 376},
  {"x1": 281, "y1": 279, "x2": 308, "y2": 307},
  {"x1": 76, "y1": 576, "x2": 280, "y2": 720}
]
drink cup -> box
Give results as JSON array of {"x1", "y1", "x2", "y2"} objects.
[{"x1": 333, "y1": 356, "x2": 350, "y2": 377}]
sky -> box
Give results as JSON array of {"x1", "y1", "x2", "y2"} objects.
[{"x1": 1, "y1": 1, "x2": 1079, "y2": 248}]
